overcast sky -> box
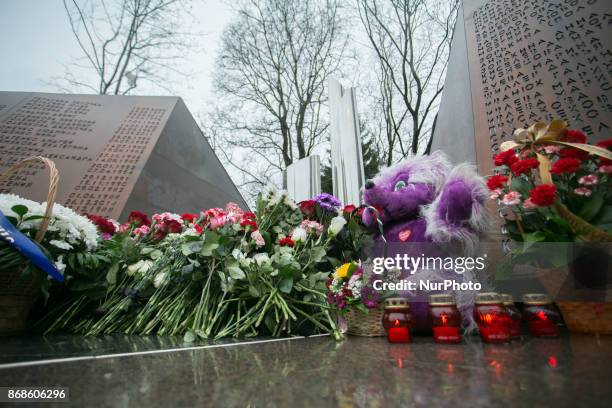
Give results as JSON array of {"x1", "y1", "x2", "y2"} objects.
[{"x1": 0, "y1": 0, "x2": 231, "y2": 116}]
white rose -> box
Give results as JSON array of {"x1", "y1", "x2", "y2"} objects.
[
  {"x1": 153, "y1": 272, "x2": 167, "y2": 288},
  {"x1": 328, "y1": 216, "x2": 347, "y2": 236},
  {"x1": 291, "y1": 227, "x2": 308, "y2": 243},
  {"x1": 127, "y1": 260, "x2": 153, "y2": 276},
  {"x1": 253, "y1": 253, "x2": 271, "y2": 266}
]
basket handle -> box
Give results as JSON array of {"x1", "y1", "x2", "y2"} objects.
[{"x1": 0, "y1": 156, "x2": 59, "y2": 243}]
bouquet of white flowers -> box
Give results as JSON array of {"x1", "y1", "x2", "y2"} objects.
[{"x1": 0, "y1": 157, "x2": 100, "y2": 334}]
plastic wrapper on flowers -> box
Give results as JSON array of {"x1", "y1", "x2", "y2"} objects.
[{"x1": 40, "y1": 189, "x2": 373, "y2": 341}]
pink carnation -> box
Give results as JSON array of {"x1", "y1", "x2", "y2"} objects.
[
  {"x1": 501, "y1": 191, "x2": 521, "y2": 206},
  {"x1": 543, "y1": 145, "x2": 562, "y2": 154},
  {"x1": 134, "y1": 225, "x2": 151, "y2": 236},
  {"x1": 153, "y1": 212, "x2": 180, "y2": 224},
  {"x1": 209, "y1": 215, "x2": 228, "y2": 230},
  {"x1": 225, "y1": 202, "x2": 243, "y2": 214},
  {"x1": 489, "y1": 188, "x2": 503, "y2": 200},
  {"x1": 523, "y1": 198, "x2": 537, "y2": 210},
  {"x1": 574, "y1": 187, "x2": 592, "y2": 197},
  {"x1": 598, "y1": 165, "x2": 612, "y2": 174},
  {"x1": 300, "y1": 219, "x2": 324, "y2": 235},
  {"x1": 251, "y1": 230, "x2": 265, "y2": 248},
  {"x1": 578, "y1": 174, "x2": 599, "y2": 186}
]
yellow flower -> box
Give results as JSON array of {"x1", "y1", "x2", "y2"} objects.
[{"x1": 334, "y1": 263, "x2": 351, "y2": 280}]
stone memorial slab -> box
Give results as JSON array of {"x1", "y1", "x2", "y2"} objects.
[
  {"x1": 0, "y1": 92, "x2": 247, "y2": 219},
  {"x1": 463, "y1": 0, "x2": 612, "y2": 175}
]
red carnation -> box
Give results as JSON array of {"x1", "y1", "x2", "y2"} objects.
[
  {"x1": 299, "y1": 200, "x2": 316, "y2": 217},
  {"x1": 596, "y1": 138, "x2": 612, "y2": 150},
  {"x1": 240, "y1": 212, "x2": 258, "y2": 231},
  {"x1": 559, "y1": 147, "x2": 589, "y2": 160},
  {"x1": 343, "y1": 204, "x2": 356, "y2": 214},
  {"x1": 86, "y1": 213, "x2": 116, "y2": 235},
  {"x1": 510, "y1": 158, "x2": 539, "y2": 176},
  {"x1": 487, "y1": 174, "x2": 508, "y2": 190},
  {"x1": 562, "y1": 129, "x2": 587, "y2": 143},
  {"x1": 128, "y1": 211, "x2": 151, "y2": 227},
  {"x1": 181, "y1": 213, "x2": 198, "y2": 224},
  {"x1": 529, "y1": 184, "x2": 557, "y2": 207},
  {"x1": 550, "y1": 158, "x2": 581, "y2": 174},
  {"x1": 493, "y1": 149, "x2": 518, "y2": 167},
  {"x1": 279, "y1": 236, "x2": 295, "y2": 247}
]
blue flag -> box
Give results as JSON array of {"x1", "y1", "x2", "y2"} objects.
[{"x1": 0, "y1": 210, "x2": 64, "y2": 281}]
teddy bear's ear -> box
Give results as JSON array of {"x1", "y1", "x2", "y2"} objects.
[{"x1": 408, "y1": 150, "x2": 451, "y2": 193}]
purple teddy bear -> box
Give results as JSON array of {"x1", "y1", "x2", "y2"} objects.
[{"x1": 362, "y1": 151, "x2": 489, "y2": 332}]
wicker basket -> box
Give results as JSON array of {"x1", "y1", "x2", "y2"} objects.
[
  {"x1": 535, "y1": 259, "x2": 611, "y2": 335},
  {"x1": 346, "y1": 307, "x2": 385, "y2": 337},
  {"x1": 557, "y1": 301, "x2": 612, "y2": 335},
  {"x1": 0, "y1": 157, "x2": 59, "y2": 335}
]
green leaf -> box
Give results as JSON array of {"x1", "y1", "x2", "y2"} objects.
[
  {"x1": 510, "y1": 177, "x2": 531, "y2": 196},
  {"x1": 183, "y1": 331, "x2": 196, "y2": 343},
  {"x1": 227, "y1": 263, "x2": 245, "y2": 280},
  {"x1": 311, "y1": 246, "x2": 326, "y2": 263},
  {"x1": 522, "y1": 231, "x2": 546, "y2": 242},
  {"x1": 5, "y1": 216, "x2": 18, "y2": 226},
  {"x1": 204, "y1": 230, "x2": 220, "y2": 244},
  {"x1": 578, "y1": 190, "x2": 605, "y2": 222},
  {"x1": 181, "y1": 241, "x2": 203, "y2": 256},
  {"x1": 23, "y1": 215, "x2": 45, "y2": 222},
  {"x1": 249, "y1": 285, "x2": 260, "y2": 297},
  {"x1": 354, "y1": 303, "x2": 368, "y2": 313},
  {"x1": 279, "y1": 277, "x2": 293, "y2": 294},
  {"x1": 105, "y1": 263, "x2": 119, "y2": 285},
  {"x1": 326, "y1": 257, "x2": 341, "y2": 267},
  {"x1": 201, "y1": 242, "x2": 220, "y2": 257},
  {"x1": 149, "y1": 249, "x2": 163, "y2": 260},
  {"x1": 181, "y1": 264, "x2": 194, "y2": 275},
  {"x1": 11, "y1": 204, "x2": 28, "y2": 218}
]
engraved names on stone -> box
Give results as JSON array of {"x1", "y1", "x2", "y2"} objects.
[{"x1": 466, "y1": 0, "x2": 611, "y2": 171}]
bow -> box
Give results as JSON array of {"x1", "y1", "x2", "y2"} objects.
[{"x1": 500, "y1": 120, "x2": 612, "y2": 184}]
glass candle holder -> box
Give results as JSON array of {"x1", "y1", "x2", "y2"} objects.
[
  {"x1": 501, "y1": 293, "x2": 521, "y2": 339},
  {"x1": 522, "y1": 294, "x2": 560, "y2": 337},
  {"x1": 429, "y1": 294, "x2": 462, "y2": 344},
  {"x1": 473, "y1": 292, "x2": 511, "y2": 343},
  {"x1": 382, "y1": 298, "x2": 412, "y2": 343}
]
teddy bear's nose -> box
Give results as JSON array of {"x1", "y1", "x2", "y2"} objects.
[{"x1": 364, "y1": 180, "x2": 375, "y2": 190}]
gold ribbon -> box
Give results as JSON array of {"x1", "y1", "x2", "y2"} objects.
[{"x1": 499, "y1": 120, "x2": 612, "y2": 184}]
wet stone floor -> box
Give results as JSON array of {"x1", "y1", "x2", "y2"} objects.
[{"x1": 0, "y1": 332, "x2": 611, "y2": 407}]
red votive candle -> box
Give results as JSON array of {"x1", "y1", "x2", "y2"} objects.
[
  {"x1": 383, "y1": 298, "x2": 412, "y2": 343},
  {"x1": 523, "y1": 294, "x2": 560, "y2": 337},
  {"x1": 501, "y1": 294, "x2": 521, "y2": 339},
  {"x1": 429, "y1": 294, "x2": 462, "y2": 344},
  {"x1": 474, "y1": 292, "x2": 511, "y2": 343}
]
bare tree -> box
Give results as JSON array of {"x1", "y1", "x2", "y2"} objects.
[
  {"x1": 357, "y1": 0, "x2": 459, "y2": 164},
  {"x1": 211, "y1": 0, "x2": 349, "y2": 200},
  {"x1": 57, "y1": 0, "x2": 194, "y2": 95}
]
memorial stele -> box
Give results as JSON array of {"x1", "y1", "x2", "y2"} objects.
[
  {"x1": 0, "y1": 92, "x2": 248, "y2": 220},
  {"x1": 433, "y1": 0, "x2": 611, "y2": 174}
]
